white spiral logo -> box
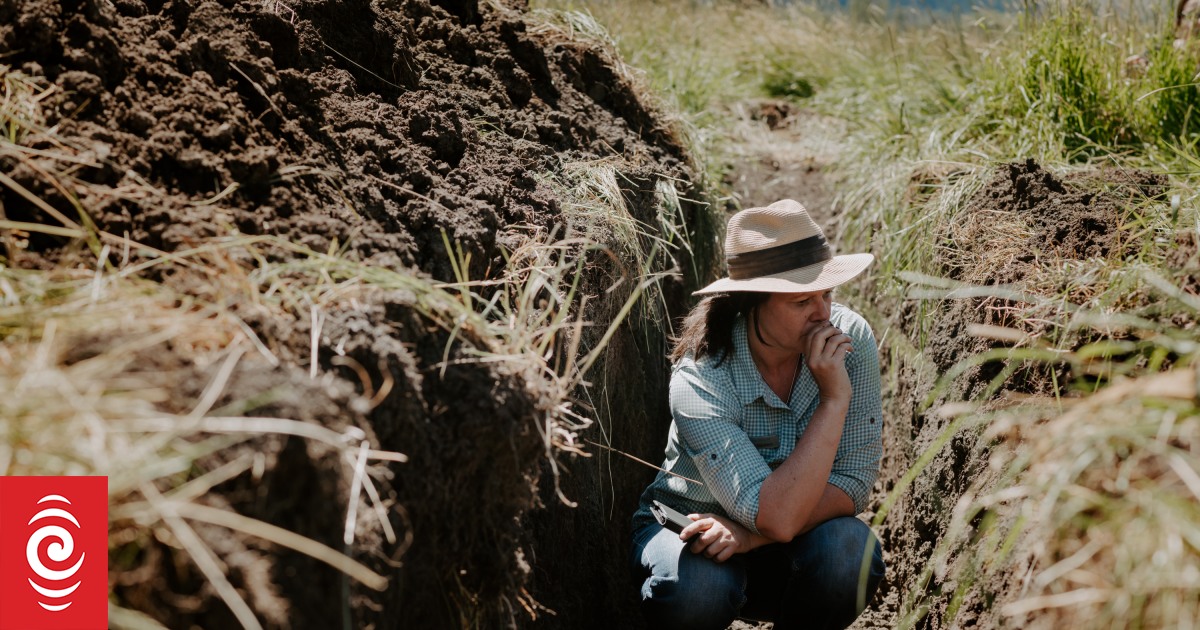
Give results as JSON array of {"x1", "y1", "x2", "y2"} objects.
[{"x1": 26, "y1": 494, "x2": 86, "y2": 612}]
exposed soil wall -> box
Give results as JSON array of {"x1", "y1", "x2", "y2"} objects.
[
  {"x1": 1, "y1": 0, "x2": 716, "y2": 626},
  {"x1": 524, "y1": 259, "x2": 683, "y2": 628},
  {"x1": 865, "y1": 159, "x2": 1166, "y2": 628}
]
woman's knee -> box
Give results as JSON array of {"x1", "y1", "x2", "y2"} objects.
[
  {"x1": 792, "y1": 517, "x2": 886, "y2": 609},
  {"x1": 639, "y1": 552, "x2": 746, "y2": 630}
]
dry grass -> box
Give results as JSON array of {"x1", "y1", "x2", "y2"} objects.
[
  {"x1": 903, "y1": 362, "x2": 1200, "y2": 630},
  {"x1": 0, "y1": 50, "x2": 687, "y2": 626},
  {"x1": 991, "y1": 369, "x2": 1199, "y2": 628},
  {"x1": 941, "y1": 208, "x2": 1037, "y2": 285},
  {"x1": 0, "y1": 256, "x2": 400, "y2": 629}
]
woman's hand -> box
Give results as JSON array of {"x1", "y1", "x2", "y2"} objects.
[
  {"x1": 679, "y1": 513, "x2": 752, "y2": 563},
  {"x1": 805, "y1": 321, "x2": 852, "y2": 405}
]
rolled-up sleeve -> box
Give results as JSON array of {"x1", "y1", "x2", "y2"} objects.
[
  {"x1": 828, "y1": 318, "x2": 884, "y2": 514},
  {"x1": 669, "y1": 362, "x2": 770, "y2": 534}
]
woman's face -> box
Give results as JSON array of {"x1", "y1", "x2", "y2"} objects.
[{"x1": 753, "y1": 290, "x2": 835, "y2": 353}]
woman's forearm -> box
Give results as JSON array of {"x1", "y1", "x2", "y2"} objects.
[
  {"x1": 754, "y1": 398, "x2": 850, "y2": 542},
  {"x1": 799, "y1": 483, "x2": 856, "y2": 534}
]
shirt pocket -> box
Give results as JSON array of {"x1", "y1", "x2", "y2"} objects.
[
  {"x1": 744, "y1": 404, "x2": 788, "y2": 468},
  {"x1": 750, "y1": 435, "x2": 780, "y2": 450},
  {"x1": 747, "y1": 433, "x2": 784, "y2": 468}
]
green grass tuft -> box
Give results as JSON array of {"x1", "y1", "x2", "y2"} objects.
[{"x1": 762, "y1": 66, "x2": 816, "y2": 99}]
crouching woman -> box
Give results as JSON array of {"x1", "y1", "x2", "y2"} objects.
[{"x1": 631, "y1": 200, "x2": 886, "y2": 630}]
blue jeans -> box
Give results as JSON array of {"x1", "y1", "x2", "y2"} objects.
[{"x1": 630, "y1": 516, "x2": 885, "y2": 630}]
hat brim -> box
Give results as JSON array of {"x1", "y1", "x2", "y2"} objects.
[{"x1": 693, "y1": 253, "x2": 874, "y2": 295}]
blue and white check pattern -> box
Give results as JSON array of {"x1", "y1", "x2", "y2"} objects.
[{"x1": 633, "y1": 304, "x2": 883, "y2": 536}]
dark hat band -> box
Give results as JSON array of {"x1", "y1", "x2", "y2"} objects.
[{"x1": 727, "y1": 234, "x2": 832, "y2": 280}]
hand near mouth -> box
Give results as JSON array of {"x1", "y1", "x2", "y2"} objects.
[{"x1": 805, "y1": 321, "x2": 853, "y2": 405}]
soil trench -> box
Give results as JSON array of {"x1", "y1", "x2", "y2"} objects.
[
  {"x1": 722, "y1": 138, "x2": 1169, "y2": 629},
  {"x1": 724, "y1": 99, "x2": 847, "y2": 234}
]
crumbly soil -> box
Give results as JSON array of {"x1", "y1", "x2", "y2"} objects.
[
  {"x1": 1, "y1": 0, "x2": 712, "y2": 626},
  {"x1": 2, "y1": 0, "x2": 690, "y2": 276},
  {"x1": 925, "y1": 159, "x2": 1165, "y2": 395}
]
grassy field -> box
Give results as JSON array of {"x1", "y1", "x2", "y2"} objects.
[{"x1": 534, "y1": 0, "x2": 1200, "y2": 627}]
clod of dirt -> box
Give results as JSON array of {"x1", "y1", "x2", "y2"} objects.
[
  {"x1": 748, "y1": 98, "x2": 798, "y2": 130},
  {"x1": 946, "y1": 158, "x2": 1165, "y2": 286}
]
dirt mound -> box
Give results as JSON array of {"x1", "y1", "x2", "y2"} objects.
[
  {"x1": 943, "y1": 158, "x2": 1163, "y2": 286},
  {"x1": 927, "y1": 159, "x2": 1165, "y2": 384},
  {"x1": 3, "y1": 0, "x2": 688, "y2": 276},
  {"x1": 1, "y1": 0, "x2": 714, "y2": 626},
  {"x1": 873, "y1": 159, "x2": 1167, "y2": 629}
]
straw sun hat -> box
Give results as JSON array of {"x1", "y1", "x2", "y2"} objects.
[{"x1": 694, "y1": 199, "x2": 874, "y2": 295}]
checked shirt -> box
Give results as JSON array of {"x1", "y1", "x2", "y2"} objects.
[{"x1": 633, "y1": 303, "x2": 883, "y2": 536}]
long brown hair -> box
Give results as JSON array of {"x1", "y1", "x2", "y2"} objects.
[{"x1": 669, "y1": 292, "x2": 770, "y2": 365}]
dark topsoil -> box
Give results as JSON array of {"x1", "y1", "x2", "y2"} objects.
[{"x1": 1, "y1": 0, "x2": 715, "y2": 626}]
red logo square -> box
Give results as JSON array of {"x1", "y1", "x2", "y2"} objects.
[{"x1": 0, "y1": 476, "x2": 108, "y2": 630}]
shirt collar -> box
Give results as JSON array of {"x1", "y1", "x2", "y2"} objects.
[{"x1": 731, "y1": 314, "x2": 821, "y2": 414}]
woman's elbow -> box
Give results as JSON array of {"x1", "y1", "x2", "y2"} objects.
[{"x1": 755, "y1": 516, "x2": 799, "y2": 543}]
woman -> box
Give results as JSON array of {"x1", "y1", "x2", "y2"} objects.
[{"x1": 630, "y1": 200, "x2": 885, "y2": 630}]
